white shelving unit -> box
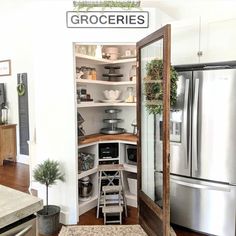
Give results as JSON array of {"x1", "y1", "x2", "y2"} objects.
[{"x1": 76, "y1": 44, "x2": 137, "y2": 219}]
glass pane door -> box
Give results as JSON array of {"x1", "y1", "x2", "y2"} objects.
[
  {"x1": 140, "y1": 39, "x2": 164, "y2": 206},
  {"x1": 137, "y1": 25, "x2": 171, "y2": 236}
]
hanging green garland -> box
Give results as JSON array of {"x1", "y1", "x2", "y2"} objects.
[
  {"x1": 17, "y1": 83, "x2": 26, "y2": 96},
  {"x1": 73, "y1": 1, "x2": 141, "y2": 11},
  {"x1": 144, "y1": 59, "x2": 178, "y2": 115}
]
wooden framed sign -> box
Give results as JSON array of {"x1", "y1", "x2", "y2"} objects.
[{"x1": 0, "y1": 60, "x2": 11, "y2": 76}]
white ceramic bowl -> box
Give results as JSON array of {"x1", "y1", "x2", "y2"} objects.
[{"x1": 103, "y1": 90, "x2": 121, "y2": 100}]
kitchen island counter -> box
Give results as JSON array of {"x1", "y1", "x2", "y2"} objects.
[{"x1": 0, "y1": 185, "x2": 43, "y2": 228}]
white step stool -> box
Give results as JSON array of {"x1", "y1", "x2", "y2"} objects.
[
  {"x1": 102, "y1": 185, "x2": 123, "y2": 224},
  {"x1": 97, "y1": 164, "x2": 127, "y2": 222}
]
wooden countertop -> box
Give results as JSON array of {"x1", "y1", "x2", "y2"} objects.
[
  {"x1": 79, "y1": 133, "x2": 137, "y2": 146},
  {"x1": 0, "y1": 124, "x2": 16, "y2": 128},
  {"x1": 0, "y1": 185, "x2": 43, "y2": 228}
]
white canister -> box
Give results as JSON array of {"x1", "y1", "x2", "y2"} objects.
[{"x1": 95, "y1": 45, "x2": 103, "y2": 59}]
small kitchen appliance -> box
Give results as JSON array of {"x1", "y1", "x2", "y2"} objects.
[
  {"x1": 125, "y1": 144, "x2": 137, "y2": 165},
  {"x1": 78, "y1": 176, "x2": 93, "y2": 201},
  {"x1": 99, "y1": 143, "x2": 119, "y2": 159}
]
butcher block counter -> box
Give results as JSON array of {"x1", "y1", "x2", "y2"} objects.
[
  {"x1": 79, "y1": 133, "x2": 137, "y2": 146},
  {"x1": 0, "y1": 185, "x2": 43, "y2": 228}
]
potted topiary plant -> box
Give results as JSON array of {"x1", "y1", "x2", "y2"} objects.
[{"x1": 33, "y1": 159, "x2": 65, "y2": 235}]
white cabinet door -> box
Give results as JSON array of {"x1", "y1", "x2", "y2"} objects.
[
  {"x1": 172, "y1": 17, "x2": 236, "y2": 65},
  {"x1": 201, "y1": 18, "x2": 236, "y2": 63},
  {"x1": 171, "y1": 18, "x2": 201, "y2": 65}
]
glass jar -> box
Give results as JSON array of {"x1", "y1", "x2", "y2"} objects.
[
  {"x1": 1, "y1": 106, "x2": 8, "y2": 124},
  {"x1": 78, "y1": 46, "x2": 87, "y2": 55},
  {"x1": 91, "y1": 68, "x2": 97, "y2": 80},
  {"x1": 80, "y1": 67, "x2": 88, "y2": 79},
  {"x1": 87, "y1": 67, "x2": 92, "y2": 80},
  {"x1": 126, "y1": 87, "x2": 134, "y2": 103}
]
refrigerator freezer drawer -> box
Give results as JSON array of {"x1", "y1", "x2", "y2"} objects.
[{"x1": 170, "y1": 176, "x2": 236, "y2": 236}]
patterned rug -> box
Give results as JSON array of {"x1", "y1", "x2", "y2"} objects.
[{"x1": 59, "y1": 225, "x2": 148, "y2": 236}]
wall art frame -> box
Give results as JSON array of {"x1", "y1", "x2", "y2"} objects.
[{"x1": 0, "y1": 60, "x2": 11, "y2": 76}]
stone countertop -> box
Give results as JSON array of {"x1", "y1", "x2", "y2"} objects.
[{"x1": 0, "y1": 185, "x2": 43, "y2": 228}]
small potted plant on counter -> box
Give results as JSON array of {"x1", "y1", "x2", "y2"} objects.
[{"x1": 33, "y1": 159, "x2": 65, "y2": 235}]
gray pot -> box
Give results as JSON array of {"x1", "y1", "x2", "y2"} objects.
[{"x1": 37, "y1": 205, "x2": 60, "y2": 235}]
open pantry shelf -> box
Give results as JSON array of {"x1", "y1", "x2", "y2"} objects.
[
  {"x1": 76, "y1": 78, "x2": 136, "y2": 86},
  {"x1": 76, "y1": 53, "x2": 136, "y2": 64},
  {"x1": 77, "y1": 102, "x2": 136, "y2": 108},
  {"x1": 78, "y1": 167, "x2": 98, "y2": 180}
]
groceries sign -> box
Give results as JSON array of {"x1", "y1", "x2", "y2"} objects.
[{"x1": 66, "y1": 11, "x2": 149, "y2": 28}]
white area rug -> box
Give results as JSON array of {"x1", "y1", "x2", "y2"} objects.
[{"x1": 59, "y1": 225, "x2": 148, "y2": 236}]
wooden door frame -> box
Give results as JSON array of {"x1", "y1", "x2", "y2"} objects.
[{"x1": 136, "y1": 24, "x2": 171, "y2": 236}]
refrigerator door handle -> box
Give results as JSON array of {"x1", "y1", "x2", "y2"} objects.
[
  {"x1": 171, "y1": 178, "x2": 230, "y2": 192},
  {"x1": 183, "y1": 79, "x2": 190, "y2": 169},
  {"x1": 192, "y1": 78, "x2": 199, "y2": 172}
]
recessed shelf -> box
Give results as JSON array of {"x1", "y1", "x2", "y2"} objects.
[
  {"x1": 78, "y1": 195, "x2": 98, "y2": 216},
  {"x1": 78, "y1": 167, "x2": 98, "y2": 179},
  {"x1": 125, "y1": 191, "x2": 137, "y2": 200},
  {"x1": 79, "y1": 195, "x2": 98, "y2": 206},
  {"x1": 76, "y1": 53, "x2": 136, "y2": 64},
  {"x1": 124, "y1": 164, "x2": 137, "y2": 173},
  {"x1": 77, "y1": 102, "x2": 136, "y2": 108},
  {"x1": 98, "y1": 158, "x2": 120, "y2": 162},
  {"x1": 76, "y1": 79, "x2": 136, "y2": 86}
]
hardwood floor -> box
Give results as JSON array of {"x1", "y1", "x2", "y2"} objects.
[
  {"x1": 0, "y1": 161, "x2": 205, "y2": 236},
  {"x1": 0, "y1": 160, "x2": 29, "y2": 193},
  {"x1": 79, "y1": 207, "x2": 138, "y2": 225}
]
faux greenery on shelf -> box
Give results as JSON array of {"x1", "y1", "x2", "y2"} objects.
[
  {"x1": 73, "y1": 1, "x2": 141, "y2": 11},
  {"x1": 144, "y1": 59, "x2": 178, "y2": 115}
]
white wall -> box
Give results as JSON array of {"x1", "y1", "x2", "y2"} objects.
[
  {"x1": 0, "y1": 0, "x2": 172, "y2": 224},
  {"x1": 0, "y1": 0, "x2": 34, "y2": 164},
  {"x1": 30, "y1": 1, "x2": 159, "y2": 224}
]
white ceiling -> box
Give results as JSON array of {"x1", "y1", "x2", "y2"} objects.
[{"x1": 141, "y1": 0, "x2": 236, "y2": 21}]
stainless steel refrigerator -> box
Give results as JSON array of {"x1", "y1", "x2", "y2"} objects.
[{"x1": 155, "y1": 63, "x2": 236, "y2": 236}]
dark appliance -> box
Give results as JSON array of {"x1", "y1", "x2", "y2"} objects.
[
  {"x1": 125, "y1": 144, "x2": 137, "y2": 165},
  {"x1": 99, "y1": 143, "x2": 119, "y2": 159}
]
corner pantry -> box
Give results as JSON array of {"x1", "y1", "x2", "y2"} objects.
[{"x1": 74, "y1": 44, "x2": 138, "y2": 219}]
